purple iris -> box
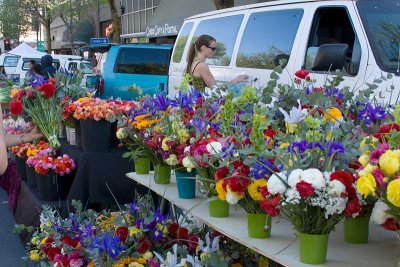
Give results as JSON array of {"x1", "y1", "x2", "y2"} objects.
[
  {"x1": 91, "y1": 233, "x2": 124, "y2": 259},
  {"x1": 305, "y1": 87, "x2": 312, "y2": 95},
  {"x1": 136, "y1": 218, "x2": 143, "y2": 228},
  {"x1": 357, "y1": 103, "x2": 387, "y2": 125},
  {"x1": 325, "y1": 87, "x2": 340, "y2": 96},
  {"x1": 190, "y1": 117, "x2": 206, "y2": 133},
  {"x1": 152, "y1": 93, "x2": 170, "y2": 111},
  {"x1": 306, "y1": 142, "x2": 324, "y2": 151},
  {"x1": 151, "y1": 229, "x2": 163, "y2": 241},
  {"x1": 327, "y1": 141, "x2": 345, "y2": 156},
  {"x1": 251, "y1": 157, "x2": 275, "y2": 179},
  {"x1": 289, "y1": 140, "x2": 308, "y2": 154},
  {"x1": 30, "y1": 74, "x2": 44, "y2": 87}
]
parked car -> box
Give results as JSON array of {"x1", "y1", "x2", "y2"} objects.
[
  {"x1": 168, "y1": 0, "x2": 400, "y2": 103},
  {"x1": 99, "y1": 43, "x2": 173, "y2": 100}
]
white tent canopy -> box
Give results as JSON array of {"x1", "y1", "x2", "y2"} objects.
[{"x1": 7, "y1": 42, "x2": 46, "y2": 57}]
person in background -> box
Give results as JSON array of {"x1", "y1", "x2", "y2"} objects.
[
  {"x1": 40, "y1": 55, "x2": 56, "y2": 80},
  {"x1": 185, "y1": 34, "x2": 248, "y2": 92},
  {"x1": 33, "y1": 63, "x2": 43, "y2": 76},
  {"x1": 24, "y1": 60, "x2": 36, "y2": 86},
  {"x1": 0, "y1": 65, "x2": 6, "y2": 75}
]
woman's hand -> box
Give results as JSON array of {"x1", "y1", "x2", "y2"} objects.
[
  {"x1": 28, "y1": 126, "x2": 44, "y2": 141},
  {"x1": 231, "y1": 74, "x2": 249, "y2": 84}
]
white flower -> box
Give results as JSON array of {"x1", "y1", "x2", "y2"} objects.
[
  {"x1": 165, "y1": 154, "x2": 179, "y2": 166},
  {"x1": 302, "y1": 168, "x2": 325, "y2": 189},
  {"x1": 288, "y1": 169, "x2": 303, "y2": 187},
  {"x1": 284, "y1": 188, "x2": 301, "y2": 205},
  {"x1": 371, "y1": 201, "x2": 393, "y2": 225},
  {"x1": 198, "y1": 232, "x2": 220, "y2": 254},
  {"x1": 182, "y1": 156, "x2": 196, "y2": 172},
  {"x1": 268, "y1": 172, "x2": 288, "y2": 194},
  {"x1": 279, "y1": 99, "x2": 306, "y2": 124},
  {"x1": 323, "y1": 171, "x2": 332, "y2": 182},
  {"x1": 206, "y1": 141, "x2": 222, "y2": 155},
  {"x1": 226, "y1": 189, "x2": 239, "y2": 205},
  {"x1": 327, "y1": 180, "x2": 346, "y2": 197}
]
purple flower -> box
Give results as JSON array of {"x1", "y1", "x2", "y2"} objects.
[
  {"x1": 30, "y1": 74, "x2": 44, "y2": 87},
  {"x1": 357, "y1": 103, "x2": 387, "y2": 125},
  {"x1": 289, "y1": 140, "x2": 308, "y2": 154},
  {"x1": 327, "y1": 141, "x2": 345, "y2": 156},
  {"x1": 151, "y1": 229, "x2": 163, "y2": 240},
  {"x1": 325, "y1": 87, "x2": 340, "y2": 96},
  {"x1": 152, "y1": 93, "x2": 170, "y2": 111},
  {"x1": 190, "y1": 117, "x2": 206, "y2": 133},
  {"x1": 90, "y1": 233, "x2": 124, "y2": 259},
  {"x1": 306, "y1": 142, "x2": 324, "y2": 151},
  {"x1": 251, "y1": 157, "x2": 275, "y2": 179}
]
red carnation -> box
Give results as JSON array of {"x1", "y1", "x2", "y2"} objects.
[
  {"x1": 295, "y1": 70, "x2": 310, "y2": 80},
  {"x1": 344, "y1": 198, "x2": 362, "y2": 217},
  {"x1": 39, "y1": 83, "x2": 56, "y2": 98},
  {"x1": 115, "y1": 226, "x2": 128, "y2": 243},
  {"x1": 296, "y1": 180, "x2": 315, "y2": 198},
  {"x1": 215, "y1": 166, "x2": 229, "y2": 181},
  {"x1": 382, "y1": 218, "x2": 400, "y2": 231},
  {"x1": 330, "y1": 171, "x2": 354, "y2": 193},
  {"x1": 10, "y1": 99, "x2": 23, "y2": 116},
  {"x1": 260, "y1": 199, "x2": 280, "y2": 217}
]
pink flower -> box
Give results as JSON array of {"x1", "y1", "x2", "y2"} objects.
[
  {"x1": 372, "y1": 168, "x2": 387, "y2": 188},
  {"x1": 370, "y1": 143, "x2": 389, "y2": 164}
]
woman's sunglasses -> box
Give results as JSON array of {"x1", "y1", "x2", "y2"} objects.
[{"x1": 205, "y1": 44, "x2": 216, "y2": 51}]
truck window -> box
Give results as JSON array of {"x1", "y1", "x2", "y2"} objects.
[
  {"x1": 304, "y1": 7, "x2": 361, "y2": 75},
  {"x1": 173, "y1": 22, "x2": 194, "y2": 63},
  {"x1": 236, "y1": 9, "x2": 303, "y2": 69},
  {"x1": 115, "y1": 48, "x2": 170, "y2": 75},
  {"x1": 192, "y1": 15, "x2": 244, "y2": 66},
  {"x1": 357, "y1": 0, "x2": 400, "y2": 74}
]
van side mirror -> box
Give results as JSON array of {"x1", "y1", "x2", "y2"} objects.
[{"x1": 311, "y1": 44, "x2": 349, "y2": 72}]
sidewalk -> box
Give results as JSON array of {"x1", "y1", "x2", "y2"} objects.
[{"x1": 0, "y1": 188, "x2": 29, "y2": 267}]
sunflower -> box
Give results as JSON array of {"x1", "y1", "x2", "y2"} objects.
[{"x1": 248, "y1": 178, "x2": 268, "y2": 201}]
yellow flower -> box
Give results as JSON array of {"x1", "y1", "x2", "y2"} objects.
[
  {"x1": 31, "y1": 236, "x2": 39, "y2": 245},
  {"x1": 143, "y1": 251, "x2": 153, "y2": 260},
  {"x1": 387, "y1": 179, "x2": 400, "y2": 207},
  {"x1": 136, "y1": 257, "x2": 147, "y2": 264},
  {"x1": 286, "y1": 123, "x2": 297, "y2": 133},
  {"x1": 129, "y1": 263, "x2": 144, "y2": 267},
  {"x1": 258, "y1": 257, "x2": 268, "y2": 267},
  {"x1": 279, "y1": 143, "x2": 289, "y2": 149},
  {"x1": 379, "y1": 150, "x2": 400, "y2": 176},
  {"x1": 358, "y1": 164, "x2": 377, "y2": 177},
  {"x1": 10, "y1": 88, "x2": 19, "y2": 98},
  {"x1": 29, "y1": 250, "x2": 40, "y2": 261},
  {"x1": 216, "y1": 180, "x2": 226, "y2": 200},
  {"x1": 40, "y1": 237, "x2": 47, "y2": 245},
  {"x1": 177, "y1": 128, "x2": 189, "y2": 144},
  {"x1": 324, "y1": 107, "x2": 343, "y2": 123},
  {"x1": 116, "y1": 128, "x2": 125, "y2": 139},
  {"x1": 165, "y1": 154, "x2": 179, "y2": 166},
  {"x1": 356, "y1": 173, "x2": 377, "y2": 197},
  {"x1": 161, "y1": 137, "x2": 171, "y2": 151},
  {"x1": 248, "y1": 179, "x2": 267, "y2": 201},
  {"x1": 359, "y1": 137, "x2": 379, "y2": 155},
  {"x1": 358, "y1": 155, "x2": 370, "y2": 167},
  {"x1": 129, "y1": 227, "x2": 141, "y2": 236}
]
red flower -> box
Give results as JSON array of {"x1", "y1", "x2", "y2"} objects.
[
  {"x1": 215, "y1": 166, "x2": 229, "y2": 181},
  {"x1": 115, "y1": 226, "x2": 128, "y2": 243},
  {"x1": 374, "y1": 123, "x2": 400, "y2": 142},
  {"x1": 138, "y1": 236, "x2": 152, "y2": 254},
  {"x1": 382, "y1": 218, "x2": 400, "y2": 231},
  {"x1": 177, "y1": 227, "x2": 189, "y2": 239},
  {"x1": 260, "y1": 199, "x2": 280, "y2": 217},
  {"x1": 46, "y1": 247, "x2": 61, "y2": 261},
  {"x1": 295, "y1": 70, "x2": 310, "y2": 80},
  {"x1": 344, "y1": 198, "x2": 362, "y2": 217},
  {"x1": 330, "y1": 171, "x2": 354, "y2": 194},
  {"x1": 296, "y1": 180, "x2": 315, "y2": 198},
  {"x1": 49, "y1": 77, "x2": 56, "y2": 84},
  {"x1": 39, "y1": 83, "x2": 56, "y2": 98},
  {"x1": 260, "y1": 186, "x2": 270, "y2": 197},
  {"x1": 187, "y1": 234, "x2": 199, "y2": 253},
  {"x1": 61, "y1": 236, "x2": 79, "y2": 247},
  {"x1": 10, "y1": 99, "x2": 23, "y2": 116}
]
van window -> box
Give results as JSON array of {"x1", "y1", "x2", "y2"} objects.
[
  {"x1": 80, "y1": 62, "x2": 92, "y2": 74},
  {"x1": 304, "y1": 7, "x2": 361, "y2": 75},
  {"x1": 236, "y1": 9, "x2": 303, "y2": 69},
  {"x1": 68, "y1": 62, "x2": 78, "y2": 71},
  {"x1": 357, "y1": 0, "x2": 400, "y2": 74},
  {"x1": 115, "y1": 48, "x2": 170, "y2": 75},
  {"x1": 22, "y1": 59, "x2": 41, "y2": 70},
  {"x1": 4, "y1": 56, "x2": 19, "y2": 67},
  {"x1": 192, "y1": 15, "x2": 244, "y2": 66},
  {"x1": 173, "y1": 22, "x2": 193, "y2": 63}
]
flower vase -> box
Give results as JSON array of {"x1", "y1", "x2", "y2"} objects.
[
  {"x1": 344, "y1": 214, "x2": 370, "y2": 244},
  {"x1": 154, "y1": 164, "x2": 171, "y2": 184},
  {"x1": 247, "y1": 213, "x2": 272, "y2": 238},
  {"x1": 299, "y1": 233, "x2": 329, "y2": 264},
  {"x1": 17, "y1": 157, "x2": 27, "y2": 181},
  {"x1": 135, "y1": 158, "x2": 150, "y2": 174},
  {"x1": 208, "y1": 199, "x2": 229, "y2": 218},
  {"x1": 26, "y1": 165, "x2": 37, "y2": 187},
  {"x1": 175, "y1": 170, "x2": 196, "y2": 199},
  {"x1": 80, "y1": 119, "x2": 111, "y2": 152}
]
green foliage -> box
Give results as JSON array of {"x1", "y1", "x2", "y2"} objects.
[
  {"x1": 233, "y1": 84, "x2": 257, "y2": 110},
  {"x1": 221, "y1": 99, "x2": 234, "y2": 132},
  {"x1": 0, "y1": 0, "x2": 30, "y2": 41}
]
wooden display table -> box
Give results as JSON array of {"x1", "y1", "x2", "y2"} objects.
[{"x1": 127, "y1": 172, "x2": 398, "y2": 267}]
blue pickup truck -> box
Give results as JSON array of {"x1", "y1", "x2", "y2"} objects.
[{"x1": 83, "y1": 43, "x2": 173, "y2": 100}]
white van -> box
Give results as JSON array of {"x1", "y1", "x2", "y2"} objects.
[{"x1": 169, "y1": 0, "x2": 400, "y2": 102}]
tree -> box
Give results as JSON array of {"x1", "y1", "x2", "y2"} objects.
[
  {"x1": 107, "y1": 0, "x2": 121, "y2": 43},
  {"x1": 213, "y1": 0, "x2": 234, "y2": 9},
  {"x1": 0, "y1": 0, "x2": 31, "y2": 43}
]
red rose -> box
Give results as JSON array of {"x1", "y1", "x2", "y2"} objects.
[
  {"x1": 296, "y1": 180, "x2": 315, "y2": 198},
  {"x1": 115, "y1": 226, "x2": 128, "y2": 243},
  {"x1": 215, "y1": 166, "x2": 229, "y2": 181},
  {"x1": 10, "y1": 99, "x2": 23, "y2": 116},
  {"x1": 295, "y1": 70, "x2": 310, "y2": 79},
  {"x1": 39, "y1": 83, "x2": 56, "y2": 98}
]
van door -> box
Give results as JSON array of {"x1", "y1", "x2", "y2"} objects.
[
  {"x1": 103, "y1": 46, "x2": 172, "y2": 100},
  {"x1": 295, "y1": 2, "x2": 368, "y2": 90},
  {"x1": 233, "y1": 4, "x2": 308, "y2": 90}
]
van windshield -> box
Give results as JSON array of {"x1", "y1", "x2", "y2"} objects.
[
  {"x1": 115, "y1": 48, "x2": 170, "y2": 75},
  {"x1": 357, "y1": 0, "x2": 400, "y2": 73}
]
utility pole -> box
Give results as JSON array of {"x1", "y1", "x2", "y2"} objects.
[{"x1": 97, "y1": 0, "x2": 100, "y2": 37}]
